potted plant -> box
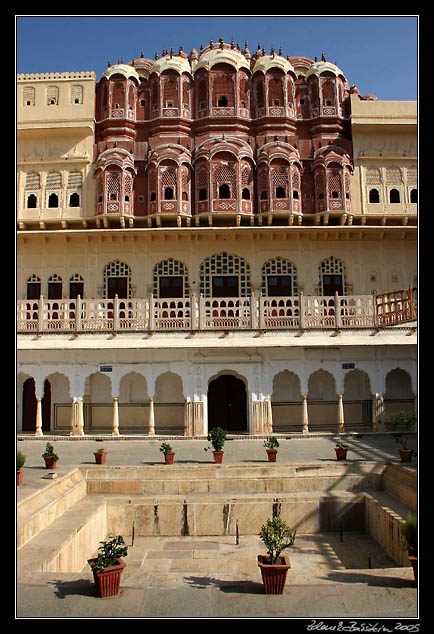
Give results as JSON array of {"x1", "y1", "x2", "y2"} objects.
[
  {"x1": 264, "y1": 436, "x2": 279, "y2": 462},
  {"x1": 386, "y1": 411, "x2": 417, "y2": 462},
  {"x1": 335, "y1": 442, "x2": 348, "y2": 460},
  {"x1": 400, "y1": 513, "x2": 417, "y2": 584},
  {"x1": 204, "y1": 427, "x2": 227, "y2": 463},
  {"x1": 42, "y1": 442, "x2": 59, "y2": 469},
  {"x1": 258, "y1": 515, "x2": 296, "y2": 594},
  {"x1": 160, "y1": 442, "x2": 175, "y2": 464},
  {"x1": 17, "y1": 451, "x2": 26, "y2": 486},
  {"x1": 88, "y1": 535, "x2": 129, "y2": 598},
  {"x1": 93, "y1": 448, "x2": 108, "y2": 464}
]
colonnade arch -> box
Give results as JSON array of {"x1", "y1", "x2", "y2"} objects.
[{"x1": 17, "y1": 362, "x2": 416, "y2": 435}]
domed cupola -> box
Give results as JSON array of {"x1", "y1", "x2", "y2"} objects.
[
  {"x1": 252, "y1": 48, "x2": 297, "y2": 119},
  {"x1": 96, "y1": 62, "x2": 140, "y2": 139},
  {"x1": 305, "y1": 55, "x2": 347, "y2": 118},
  {"x1": 193, "y1": 39, "x2": 251, "y2": 120},
  {"x1": 148, "y1": 50, "x2": 193, "y2": 119}
]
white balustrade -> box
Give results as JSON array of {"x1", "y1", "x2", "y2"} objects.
[{"x1": 17, "y1": 289, "x2": 417, "y2": 334}]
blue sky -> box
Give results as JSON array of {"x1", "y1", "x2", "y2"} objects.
[{"x1": 16, "y1": 15, "x2": 418, "y2": 100}]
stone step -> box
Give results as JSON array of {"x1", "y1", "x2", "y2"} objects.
[
  {"x1": 81, "y1": 461, "x2": 386, "y2": 496},
  {"x1": 17, "y1": 468, "x2": 87, "y2": 549},
  {"x1": 17, "y1": 495, "x2": 107, "y2": 574}
]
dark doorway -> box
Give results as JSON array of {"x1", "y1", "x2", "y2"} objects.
[
  {"x1": 212, "y1": 275, "x2": 239, "y2": 298},
  {"x1": 107, "y1": 277, "x2": 128, "y2": 299},
  {"x1": 208, "y1": 374, "x2": 247, "y2": 432},
  {"x1": 322, "y1": 274, "x2": 343, "y2": 296},
  {"x1": 159, "y1": 276, "x2": 183, "y2": 298},
  {"x1": 267, "y1": 275, "x2": 292, "y2": 297},
  {"x1": 21, "y1": 378, "x2": 51, "y2": 432}
]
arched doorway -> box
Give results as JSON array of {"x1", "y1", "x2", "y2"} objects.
[
  {"x1": 208, "y1": 374, "x2": 247, "y2": 432},
  {"x1": 22, "y1": 378, "x2": 51, "y2": 432}
]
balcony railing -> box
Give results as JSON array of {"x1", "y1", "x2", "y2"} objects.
[{"x1": 17, "y1": 289, "x2": 417, "y2": 334}]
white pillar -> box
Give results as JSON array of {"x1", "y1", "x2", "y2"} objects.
[
  {"x1": 267, "y1": 397, "x2": 273, "y2": 433},
  {"x1": 70, "y1": 398, "x2": 79, "y2": 436},
  {"x1": 35, "y1": 397, "x2": 43, "y2": 437},
  {"x1": 77, "y1": 398, "x2": 85, "y2": 436},
  {"x1": 148, "y1": 396, "x2": 155, "y2": 436},
  {"x1": 337, "y1": 394, "x2": 345, "y2": 433},
  {"x1": 301, "y1": 394, "x2": 309, "y2": 434},
  {"x1": 112, "y1": 397, "x2": 120, "y2": 437}
]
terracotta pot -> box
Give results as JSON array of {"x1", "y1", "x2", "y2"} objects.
[
  {"x1": 213, "y1": 450, "x2": 224, "y2": 464},
  {"x1": 43, "y1": 457, "x2": 57, "y2": 469},
  {"x1": 266, "y1": 449, "x2": 278, "y2": 462},
  {"x1": 399, "y1": 449, "x2": 413, "y2": 463},
  {"x1": 164, "y1": 452, "x2": 175, "y2": 464},
  {"x1": 17, "y1": 469, "x2": 24, "y2": 486},
  {"x1": 94, "y1": 451, "x2": 107, "y2": 464},
  {"x1": 408, "y1": 554, "x2": 417, "y2": 584},
  {"x1": 335, "y1": 447, "x2": 348, "y2": 461},
  {"x1": 257, "y1": 554, "x2": 290, "y2": 594},
  {"x1": 88, "y1": 557, "x2": 126, "y2": 598}
]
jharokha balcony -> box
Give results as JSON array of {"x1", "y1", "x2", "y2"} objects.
[{"x1": 17, "y1": 288, "x2": 417, "y2": 334}]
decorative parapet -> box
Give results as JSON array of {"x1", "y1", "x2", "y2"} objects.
[{"x1": 17, "y1": 71, "x2": 96, "y2": 82}]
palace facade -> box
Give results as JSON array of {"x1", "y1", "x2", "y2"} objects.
[{"x1": 16, "y1": 40, "x2": 417, "y2": 436}]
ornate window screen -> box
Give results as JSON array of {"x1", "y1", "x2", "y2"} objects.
[
  {"x1": 261, "y1": 258, "x2": 298, "y2": 295},
  {"x1": 200, "y1": 252, "x2": 250, "y2": 297},
  {"x1": 103, "y1": 260, "x2": 132, "y2": 298},
  {"x1": 213, "y1": 164, "x2": 236, "y2": 198},
  {"x1": 317, "y1": 256, "x2": 349, "y2": 295},
  {"x1": 153, "y1": 258, "x2": 189, "y2": 298}
]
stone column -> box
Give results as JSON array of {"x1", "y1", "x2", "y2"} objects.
[
  {"x1": 267, "y1": 397, "x2": 273, "y2": 433},
  {"x1": 337, "y1": 394, "x2": 345, "y2": 433},
  {"x1": 77, "y1": 398, "x2": 85, "y2": 436},
  {"x1": 70, "y1": 398, "x2": 79, "y2": 436},
  {"x1": 112, "y1": 397, "x2": 120, "y2": 437},
  {"x1": 301, "y1": 394, "x2": 309, "y2": 434},
  {"x1": 372, "y1": 393, "x2": 384, "y2": 431},
  {"x1": 148, "y1": 396, "x2": 155, "y2": 436},
  {"x1": 35, "y1": 397, "x2": 43, "y2": 437}
]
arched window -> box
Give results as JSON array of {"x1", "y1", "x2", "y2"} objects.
[
  {"x1": 410, "y1": 188, "x2": 417, "y2": 203},
  {"x1": 369, "y1": 189, "x2": 380, "y2": 203},
  {"x1": 262, "y1": 258, "x2": 299, "y2": 296},
  {"x1": 219, "y1": 183, "x2": 231, "y2": 199},
  {"x1": 48, "y1": 274, "x2": 62, "y2": 299},
  {"x1": 242, "y1": 187, "x2": 250, "y2": 200},
  {"x1": 218, "y1": 95, "x2": 228, "y2": 106},
  {"x1": 103, "y1": 261, "x2": 131, "y2": 299},
  {"x1": 164, "y1": 187, "x2": 174, "y2": 200},
  {"x1": 275, "y1": 186, "x2": 286, "y2": 199},
  {"x1": 69, "y1": 192, "x2": 80, "y2": 207},
  {"x1": 26, "y1": 275, "x2": 41, "y2": 300},
  {"x1": 200, "y1": 252, "x2": 251, "y2": 298},
  {"x1": 153, "y1": 258, "x2": 189, "y2": 298},
  {"x1": 199, "y1": 188, "x2": 207, "y2": 201},
  {"x1": 389, "y1": 188, "x2": 400, "y2": 203},
  {"x1": 48, "y1": 193, "x2": 59, "y2": 208},
  {"x1": 27, "y1": 194, "x2": 37, "y2": 208}
]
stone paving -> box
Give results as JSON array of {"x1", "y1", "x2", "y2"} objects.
[{"x1": 16, "y1": 433, "x2": 419, "y2": 620}]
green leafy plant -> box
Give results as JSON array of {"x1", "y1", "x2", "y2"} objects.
[
  {"x1": 259, "y1": 516, "x2": 296, "y2": 565},
  {"x1": 386, "y1": 411, "x2": 417, "y2": 432},
  {"x1": 335, "y1": 442, "x2": 348, "y2": 449},
  {"x1": 42, "y1": 442, "x2": 59, "y2": 462},
  {"x1": 159, "y1": 442, "x2": 173, "y2": 455},
  {"x1": 95, "y1": 448, "x2": 106, "y2": 453},
  {"x1": 17, "y1": 451, "x2": 26, "y2": 471},
  {"x1": 93, "y1": 535, "x2": 128, "y2": 571},
  {"x1": 400, "y1": 513, "x2": 417, "y2": 556},
  {"x1": 204, "y1": 427, "x2": 227, "y2": 452},
  {"x1": 264, "y1": 437, "x2": 280, "y2": 450}
]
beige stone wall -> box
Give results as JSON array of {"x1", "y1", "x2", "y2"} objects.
[
  {"x1": 17, "y1": 72, "x2": 96, "y2": 223},
  {"x1": 17, "y1": 228, "x2": 417, "y2": 299}
]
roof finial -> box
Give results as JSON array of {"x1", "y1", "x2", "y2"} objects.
[
  {"x1": 219, "y1": 37, "x2": 224, "y2": 49},
  {"x1": 141, "y1": 50, "x2": 144, "y2": 58},
  {"x1": 321, "y1": 52, "x2": 326, "y2": 62}
]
